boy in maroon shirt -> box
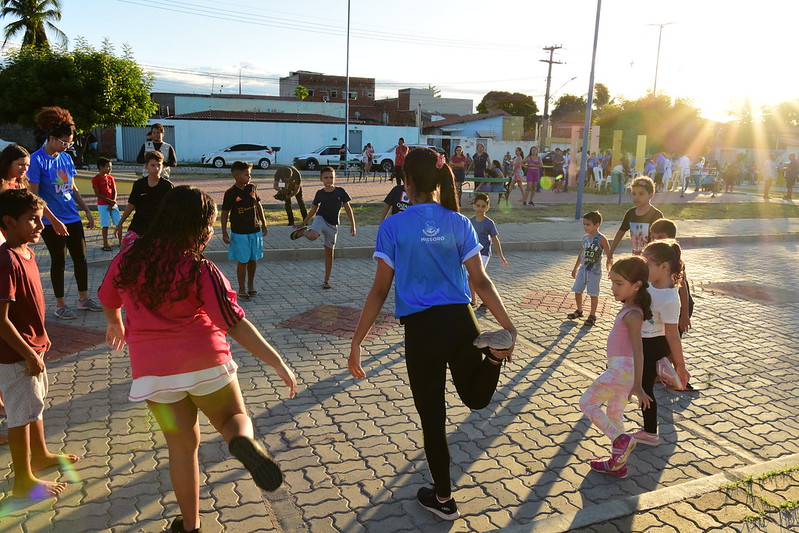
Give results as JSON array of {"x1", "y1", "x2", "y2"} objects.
[{"x1": 0, "y1": 189, "x2": 80, "y2": 498}]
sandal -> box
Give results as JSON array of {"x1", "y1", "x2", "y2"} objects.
[
  {"x1": 247, "y1": 289, "x2": 259, "y2": 296},
  {"x1": 238, "y1": 292, "x2": 250, "y2": 302},
  {"x1": 322, "y1": 281, "x2": 331, "y2": 289},
  {"x1": 290, "y1": 227, "x2": 307, "y2": 240},
  {"x1": 567, "y1": 310, "x2": 584, "y2": 320},
  {"x1": 101, "y1": 246, "x2": 112, "y2": 252},
  {"x1": 584, "y1": 315, "x2": 597, "y2": 327}
]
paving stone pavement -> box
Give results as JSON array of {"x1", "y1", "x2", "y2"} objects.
[{"x1": 0, "y1": 235, "x2": 798, "y2": 531}]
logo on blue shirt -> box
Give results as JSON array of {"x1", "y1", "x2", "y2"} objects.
[{"x1": 421, "y1": 220, "x2": 444, "y2": 242}]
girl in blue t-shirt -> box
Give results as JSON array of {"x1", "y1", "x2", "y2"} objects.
[
  {"x1": 27, "y1": 107, "x2": 99, "y2": 320},
  {"x1": 349, "y1": 147, "x2": 517, "y2": 521}
]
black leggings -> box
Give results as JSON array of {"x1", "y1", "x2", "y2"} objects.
[
  {"x1": 641, "y1": 336, "x2": 670, "y2": 433},
  {"x1": 403, "y1": 304, "x2": 501, "y2": 498},
  {"x1": 41, "y1": 221, "x2": 88, "y2": 299},
  {"x1": 284, "y1": 189, "x2": 308, "y2": 226}
]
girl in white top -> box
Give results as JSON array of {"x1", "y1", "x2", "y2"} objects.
[{"x1": 633, "y1": 240, "x2": 690, "y2": 447}]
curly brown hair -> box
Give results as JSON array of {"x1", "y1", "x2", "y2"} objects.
[
  {"x1": 35, "y1": 106, "x2": 74, "y2": 137},
  {"x1": 113, "y1": 186, "x2": 217, "y2": 310}
]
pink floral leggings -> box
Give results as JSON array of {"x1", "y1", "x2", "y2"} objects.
[{"x1": 579, "y1": 357, "x2": 634, "y2": 443}]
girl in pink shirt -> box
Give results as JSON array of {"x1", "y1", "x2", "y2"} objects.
[
  {"x1": 579, "y1": 256, "x2": 652, "y2": 478},
  {"x1": 99, "y1": 186, "x2": 296, "y2": 533}
]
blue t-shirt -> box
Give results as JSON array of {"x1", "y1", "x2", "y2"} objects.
[
  {"x1": 469, "y1": 216, "x2": 498, "y2": 257},
  {"x1": 27, "y1": 148, "x2": 80, "y2": 225},
  {"x1": 374, "y1": 203, "x2": 482, "y2": 318}
]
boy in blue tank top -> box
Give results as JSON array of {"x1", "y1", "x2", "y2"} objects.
[{"x1": 569, "y1": 211, "x2": 611, "y2": 327}]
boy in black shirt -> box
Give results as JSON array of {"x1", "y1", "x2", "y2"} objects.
[
  {"x1": 379, "y1": 184, "x2": 409, "y2": 221},
  {"x1": 290, "y1": 167, "x2": 356, "y2": 289},
  {"x1": 606, "y1": 176, "x2": 664, "y2": 267},
  {"x1": 221, "y1": 161, "x2": 268, "y2": 301},
  {"x1": 116, "y1": 151, "x2": 174, "y2": 241}
]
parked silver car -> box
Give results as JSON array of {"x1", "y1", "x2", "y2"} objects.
[{"x1": 201, "y1": 143, "x2": 274, "y2": 169}]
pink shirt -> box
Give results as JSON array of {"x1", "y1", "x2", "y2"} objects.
[
  {"x1": 98, "y1": 252, "x2": 245, "y2": 379},
  {"x1": 606, "y1": 306, "x2": 642, "y2": 359}
]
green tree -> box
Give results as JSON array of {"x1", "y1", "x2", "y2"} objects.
[
  {"x1": 425, "y1": 84, "x2": 441, "y2": 98},
  {"x1": 294, "y1": 85, "x2": 309, "y2": 100},
  {"x1": 593, "y1": 83, "x2": 610, "y2": 109},
  {"x1": 550, "y1": 94, "x2": 586, "y2": 123},
  {"x1": 477, "y1": 91, "x2": 539, "y2": 130},
  {"x1": 0, "y1": 38, "x2": 156, "y2": 157},
  {"x1": 1, "y1": 0, "x2": 66, "y2": 49}
]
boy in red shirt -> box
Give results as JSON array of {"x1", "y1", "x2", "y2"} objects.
[
  {"x1": 91, "y1": 157, "x2": 121, "y2": 251},
  {"x1": 0, "y1": 189, "x2": 80, "y2": 498}
]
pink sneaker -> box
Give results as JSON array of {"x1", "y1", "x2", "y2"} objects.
[
  {"x1": 589, "y1": 459, "x2": 628, "y2": 478},
  {"x1": 656, "y1": 358, "x2": 683, "y2": 389},
  {"x1": 631, "y1": 429, "x2": 660, "y2": 446},
  {"x1": 608, "y1": 433, "x2": 636, "y2": 470}
]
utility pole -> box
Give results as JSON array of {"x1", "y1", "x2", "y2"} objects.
[
  {"x1": 239, "y1": 69, "x2": 242, "y2": 95},
  {"x1": 539, "y1": 45, "x2": 563, "y2": 151},
  {"x1": 648, "y1": 22, "x2": 674, "y2": 97}
]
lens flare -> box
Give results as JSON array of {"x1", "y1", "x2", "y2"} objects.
[{"x1": 540, "y1": 176, "x2": 554, "y2": 190}]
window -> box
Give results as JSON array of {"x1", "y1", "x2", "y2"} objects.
[
  {"x1": 331, "y1": 90, "x2": 338, "y2": 99},
  {"x1": 348, "y1": 92, "x2": 357, "y2": 100},
  {"x1": 308, "y1": 90, "x2": 315, "y2": 97}
]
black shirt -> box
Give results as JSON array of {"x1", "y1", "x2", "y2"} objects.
[
  {"x1": 313, "y1": 187, "x2": 351, "y2": 226},
  {"x1": 383, "y1": 185, "x2": 409, "y2": 215},
  {"x1": 222, "y1": 184, "x2": 262, "y2": 234},
  {"x1": 128, "y1": 177, "x2": 174, "y2": 235},
  {"x1": 619, "y1": 206, "x2": 665, "y2": 254}
]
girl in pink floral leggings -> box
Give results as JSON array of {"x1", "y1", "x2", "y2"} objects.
[{"x1": 579, "y1": 256, "x2": 653, "y2": 478}]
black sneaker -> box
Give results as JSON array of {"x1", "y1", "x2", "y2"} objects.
[
  {"x1": 228, "y1": 436, "x2": 283, "y2": 491},
  {"x1": 417, "y1": 487, "x2": 460, "y2": 520}
]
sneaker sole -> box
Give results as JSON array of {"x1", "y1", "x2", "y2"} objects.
[
  {"x1": 418, "y1": 501, "x2": 460, "y2": 521},
  {"x1": 228, "y1": 436, "x2": 282, "y2": 491},
  {"x1": 54, "y1": 311, "x2": 76, "y2": 320},
  {"x1": 633, "y1": 437, "x2": 659, "y2": 446},
  {"x1": 589, "y1": 462, "x2": 628, "y2": 478}
]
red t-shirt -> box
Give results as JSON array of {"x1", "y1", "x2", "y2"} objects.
[
  {"x1": 450, "y1": 154, "x2": 467, "y2": 167},
  {"x1": 0, "y1": 244, "x2": 49, "y2": 363},
  {"x1": 91, "y1": 173, "x2": 116, "y2": 205},
  {"x1": 395, "y1": 145, "x2": 410, "y2": 166},
  {"x1": 98, "y1": 250, "x2": 245, "y2": 378}
]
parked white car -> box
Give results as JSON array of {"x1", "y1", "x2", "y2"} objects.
[
  {"x1": 293, "y1": 145, "x2": 361, "y2": 171},
  {"x1": 201, "y1": 143, "x2": 274, "y2": 169},
  {"x1": 372, "y1": 144, "x2": 445, "y2": 173}
]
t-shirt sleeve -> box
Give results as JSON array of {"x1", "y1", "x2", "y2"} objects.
[
  {"x1": 198, "y1": 260, "x2": 245, "y2": 330},
  {"x1": 339, "y1": 188, "x2": 352, "y2": 203},
  {"x1": 660, "y1": 295, "x2": 681, "y2": 324},
  {"x1": 136, "y1": 144, "x2": 146, "y2": 164},
  {"x1": 459, "y1": 216, "x2": 482, "y2": 263},
  {"x1": 619, "y1": 208, "x2": 634, "y2": 232},
  {"x1": 91, "y1": 174, "x2": 101, "y2": 190},
  {"x1": 373, "y1": 222, "x2": 396, "y2": 270},
  {"x1": 221, "y1": 189, "x2": 234, "y2": 211},
  {"x1": 488, "y1": 219, "x2": 498, "y2": 238},
  {"x1": 97, "y1": 257, "x2": 123, "y2": 309},
  {"x1": 383, "y1": 187, "x2": 396, "y2": 205},
  {"x1": 27, "y1": 154, "x2": 43, "y2": 185},
  {"x1": 312, "y1": 190, "x2": 322, "y2": 206},
  {"x1": 0, "y1": 253, "x2": 16, "y2": 301}
]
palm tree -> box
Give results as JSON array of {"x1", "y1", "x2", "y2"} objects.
[{"x1": 1, "y1": 0, "x2": 67, "y2": 50}]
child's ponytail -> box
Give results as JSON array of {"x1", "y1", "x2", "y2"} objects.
[
  {"x1": 643, "y1": 239, "x2": 684, "y2": 287},
  {"x1": 437, "y1": 157, "x2": 459, "y2": 212},
  {"x1": 611, "y1": 256, "x2": 653, "y2": 321}
]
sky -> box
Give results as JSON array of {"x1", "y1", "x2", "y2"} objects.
[{"x1": 10, "y1": 0, "x2": 798, "y2": 123}]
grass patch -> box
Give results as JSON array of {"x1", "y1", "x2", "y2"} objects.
[
  {"x1": 722, "y1": 465, "x2": 799, "y2": 524},
  {"x1": 262, "y1": 202, "x2": 799, "y2": 227}
]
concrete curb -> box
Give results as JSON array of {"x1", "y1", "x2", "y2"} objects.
[
  {"x1": 495, "y1": 453, "x2": 799, "y2": 532},
  {"x1": 83, "y1": 231, "x2": 799, "y2": 267}
]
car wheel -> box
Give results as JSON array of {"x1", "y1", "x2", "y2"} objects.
[
  {"x1": 381, "y1": 160, "x2": 394, "y2": 173},
  {"x1": 306, "y1": 159, "x2": 318, "y2": 171},
  {"x1": 213, "y1": 157, "x2": 225, "y2": 168},
  {"x1": 259, "y1": 158, "x2": 271, "y2": 170}
]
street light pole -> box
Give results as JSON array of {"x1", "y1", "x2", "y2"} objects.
[
  {"x1": 649, "y1": 22, "x2": 674, "y2": 97},
  {"x1": 575, "y1": 0, "x2": 602, "y2": 220},
  {"x1": 344, "y1": 0, "x2": 351, "y2": 159}
]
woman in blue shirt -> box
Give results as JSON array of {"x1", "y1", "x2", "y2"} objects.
[
  {"x1": 27, "y1": 107, "x2": 100, "y2": 319},
  {"x1": 349, "y1": 147, "x2": 517, "y2": 521}
]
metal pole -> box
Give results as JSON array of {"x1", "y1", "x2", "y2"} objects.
[
  {"x1": 575, "y1": 0, "x2": 602, "y2": 220},
  {"x1": 653, "y1": 25, "x2": 663, "y2": 96},
  {"x1": 344, "y1": 0, "x2": 351, "y2": 172}
]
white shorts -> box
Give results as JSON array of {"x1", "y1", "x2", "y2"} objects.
[
  {"x1": 0, "y1": 360, "x2": 48, "y2": 428},
  {"x1": 310, "y1": 217, "x2": 338, "y2": 248},
  {"x1": 129, "y1": 360, "x2": 238, "y2": 404}
]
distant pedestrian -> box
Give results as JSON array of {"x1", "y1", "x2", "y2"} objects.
[
  {"x1": 116, "y1": 150, "x2": 174, "y2": 242},
  {"x1": 784, "y1": 153, "x2": 797, "y2": 200},
  {"x1": 468, "y1": 192, "x2": 508, "y2": 308},
  {"x1": 98, "y1": 186, "x2": 297, "y2": 533},
  {"x1": 362, "y1": 143, "x2": 374, "y2": 174},
  {"x1": 551, "y1": 148, "x2": 565, "y2": 192},
  {"x1": 380, "y1": 183, "x2": 409, "y2": 222},
  {"x1": 348, "y1": 148, "x2": 516, "y2": 521},
  {"x1": 579, "y1": 256, "x2": 652, "y2": 478},
  {"x1": 136, "y1": 123, "x2": 177, "y2": 179},
  {"x1": 508, "y1": 147, "x2": 525, "y2": 204},
  {"x1": 467, "y1": 143, "x2": 490, "y2": 187},
  {"x1": 522, "y1": 146, "x2": 542, "y2": 205},
  {"x1": 449, "y1": 145, "x2": 467, "y2": 204},
  {"x1": 289, "y1": 167, "x2": 356, "y2": 289},
  {"x1": 763, "y1": 153, "x2": 777, "y2": 200},
  {"x1": 394, "y1": 137, "x2": 410, "y2": 185},
  {"x1": 567, "y1": 211, "x2": 611, "y2": 327},
  {"x1": 221, "y1": 161, "x2": 268, "y2": 301},
  {"x1": 273, "y1": 165, "x2": 307, "y2": 226}
]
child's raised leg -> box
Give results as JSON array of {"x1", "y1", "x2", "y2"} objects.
[
  {"x1": 148, "y1": 398, "x2": 201, "y2": 531},
  {"x1": 9, "y1": 423, "x2": 67, "y2": 498}
]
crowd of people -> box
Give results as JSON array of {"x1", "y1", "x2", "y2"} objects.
[{"x1": 0, "y1": 107, "x2": 782, "y2": 529}]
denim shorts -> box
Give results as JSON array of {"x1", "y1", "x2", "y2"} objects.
[{"x1": 571, "y1": 266, "x2": 602, "y2": 297}]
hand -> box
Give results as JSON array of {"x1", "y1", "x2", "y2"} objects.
[
  {"x1": 106, "y1": 322, "x2": 126, "y2": 351},
  {"x1": 501, "y1": 258, "x2": 509, "y2": 269},
  {"x1": 262, "y1": 226, "x2": 268, "y2": 236},
  {"x1": 222, "y1": 233, "x2": 230, "y2": 245},
  {"x1": 85, "y1": 211, "x2": 95, "y2": 229},
  {"x1": 52, "y1": 218, "x2": 69, "y2": 237},
  {"x1": 679, "y1": 314, "x2": 691, "y2": 332},
  {"x1": 350, "y1": 226, "x2": 357, "y2": 236},
  {"x1": 25, "y1": 352, "x2": 45, "y2": 376},
  {"x1": 676, "y1": 366, "x2": 691, "y2": 389},
  {"x1": 114, "y1": 225, "x2": 123, "y2": 242},
  {"x1": 293, "y1": 223, "x2": 305, "y2": 230},
  {"x1": 606, "y1": 257, "x2": 614, "y2": 271},
  {"x1": 274, "y1": 362, "x2": 297, "y2": 398},
  {"x1": 348, "y1": 345, "x2": 366, "y2": 379},
  {"x1": 629, "y1": 385, "x2": 652, "y2": 409},
  {"x1": 571, "y1": 268, "x2": 578, "y2": 279}
]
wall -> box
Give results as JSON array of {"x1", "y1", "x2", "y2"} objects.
[
  {"x1": 429, "y1": 115, "x2": 505, "y2": 139},
  {"x1": 116, "y1": 120, "x2": 420, "y2": 163},
  {"x1": 400, "y1": 88, "x2": 473, "y2": 115},
  {"x1": 174, "y1": 95, "x2": 346, "y2": 118}
]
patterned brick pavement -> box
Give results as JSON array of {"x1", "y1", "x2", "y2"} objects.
[
  {"x1": 1, "y1": 241, "x2": 798, "y2": 532},
  {"x1": 277, "y1": 304, "x2": 396, "y2": 342}
]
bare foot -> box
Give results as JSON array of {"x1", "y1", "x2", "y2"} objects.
[
  {"x1": 13, "y1": 477, "x2": 67, "y2": 498},
  {"x1": 31, "y1": 453, "x2": 81, "y2": 472}
]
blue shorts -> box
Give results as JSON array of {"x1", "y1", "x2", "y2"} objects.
[
  {"x1": 571, "y1": 266, "x2": 602, "y2": 297},
  {"x1": 98, "y1": 204, "x2": 121, "y2": 228},
  {"x1": 228, "y1": 231, "x2": 263, "y2": 263}
]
